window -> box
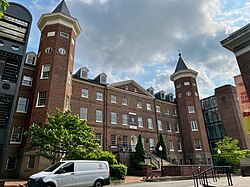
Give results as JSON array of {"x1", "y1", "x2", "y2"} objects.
[
  {"x1": 111, "y1": 95, "x2": 117, "y2": 103},
  {"x1": 10, "y1": 127, "x2": 23, "y2": 144},
  {"x1": 60, "y1": 162, "x2": 74, "y2": 173},
  {"x1": 111, "y1": 135, "x2": 117, "y2": 147},
  {"x1": 156, "y1": 105, "x2": 161, "y2": 113},
  {"x1": 177, "y1": 141, "x2": 182, "y2": 152},
  {"x1": 80, "y1": 107, "x2": 87, "y2": 120},
  {"x1": 166, "y1": 108, "x2": 170, "y2": 115},
  {"x1": 134, "y1": 88, "x2": 137, "y2": 92},
  {"x1": 36, "y1": 92, "x2": 46, "y2": 107},
  {"x1": 96, "y1": 92, "x2": 103, "y2": 101},
  {"x1": 96, "y1": 133, "x2": 102, "y2": 147},
  {"x1": 188, "y1": 106, "x2": 195, "y2": 113},
  {"x1": 25, "y1": 55, "x2": 36, "y2": 65},
  {"x1": 67, "y1": 70, "x2": 71, "y2": 85},
  {"x1": 111, "y1": 112, "x2": 117, "y2": 124},
  {"x1": 65, "y1": 95, "x2": 70, "y2": 111},
  {"x1": 125, "y1": 85, "x2": 128, "y2": 90},
  {"x1": 148, "y1": 118, "x2": 153, "y2": 129},
  {"x1": 193, "y1": 82, "x2": 197, "y2": 86},
  {"x1": 194, "y1": 139, "x2": 202, "y2": 150},
  {"x1": 122, "y1": 97, "x2": 128, "y2": 105},
  {"x1": 176, "y1": 83, "x2": 181, "y2": 88},
  {"x1": 59, "y1": 48, "x2": 66, "y2": 55},
  {"x1": 6, "y1": 157, "x2": 16, "y2": 170},
  {"x1": 138, "y1": 117, "x2": 143, "y2": 127},
  {"x1": 27, "y1": 156, "x2": 35, "y2": 169},
  {"x1": 41, "y1": 64, "x2": 50, "y2": 79},
  {"x1": 150, "y1": 138, "x2": 154, "y2": 150},
  {"x1": 45, "y1": 47, "x2": 52, "y2": 54},
  {"x1": 146, "y1": 103, "x2": 152, "y2": 110},
  {"x1": 47, "y1": 31, "x2": 55, "y2": 37},
  {"x1": 16, "y1": 97, "x2": 28, "y2": 113},
  {"x1": 167, "y1": 122, "x2": 172, "y2": 132},
  {"x1": 81, "y1": 89, "x2": 88, "y2": 98},
  {"x1": 157, "y1": 120, "x2": 162, "y2": 130},
  {"x1": 184, "y1": 81, "x2": 190, "y2": 86},
  {"x1": 71, "y1": 38, "x2": 75, "y2": 45},
  {"x1": 60, "y1": 32, "x2": 69, "y2": 39},
  {"x1": 100, "y1": 74, "x2": 107, "y2": 84},
  {"x1": 96, "y1": 110, "x2": 102, "y2": 122},
  {"x1": 22, "y1": 75, "x2": 33, "y2": 86},
  {"x1": 191, "y1": 121, "x2": 198, "y2": 131},
  {"x1": 122, "y1": 114, "x2": 128, "y2": 125},
  {"x1": 174, "y1": 123, "x2": 179, "y2": 133},
  {"x1": 173, "y1": 109, "x2": 177, "y2": 116},
  {"x1": 136, "y1": 100, "x2": 142, "y2": 108},
  {"x1": 123, "y1": 136, "x2": 128, "y2": 147},
  {"x1": 169, "y1": 140, "x2": 174, "y2": 151},
  {"x1": 186, "y1": 92, "x2": 191, "y2": 96}
]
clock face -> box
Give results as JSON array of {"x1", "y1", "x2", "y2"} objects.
[
  {"x1": 59, "y1": 48, "x2": 66, "y2": 55},
  {"x1": 186, "y1": 92, "x2": 191, "y2": 96}
]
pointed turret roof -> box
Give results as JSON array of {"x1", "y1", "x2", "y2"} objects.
[
  {"x1": 52, "y1": 0, "x2": 71, "y2": 17},
  {"x1": 174, "y1": 53, "x2": 188, "y2": 73}
]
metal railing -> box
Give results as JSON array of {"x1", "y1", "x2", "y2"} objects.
[{"x1": 193, "y1": 166, "x2": 233, "y2": 187}]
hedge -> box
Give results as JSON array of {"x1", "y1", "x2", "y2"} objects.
[{"x1": 110, "y1": 164, "x2": 127, "y2": 180}]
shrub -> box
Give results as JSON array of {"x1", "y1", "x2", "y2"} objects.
[
  {"x1": 110, "y1": 164, "x2": 127, "y2": 180},
  {"x1": 138, "y1": 162, "x2": 153, "y2": 169}
]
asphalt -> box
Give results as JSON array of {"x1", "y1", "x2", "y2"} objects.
[{"x1": 3, "y1": 175, "x2": 250, "y2": 187}]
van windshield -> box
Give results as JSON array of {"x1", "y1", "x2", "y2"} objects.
[{"x1": 44, "y1": 162, "x2": 65, "y2": 172}]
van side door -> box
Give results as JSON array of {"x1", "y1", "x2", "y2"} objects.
[{"x1": 56, "y1": 162, "x2": 76, "y2": 187}]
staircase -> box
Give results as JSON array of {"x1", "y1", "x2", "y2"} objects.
[
  {"x1": 193, "y1": 166, "x2": 233, "y2": 187},
  {"x1": 145, "y1": 151, "x2": 172, "y2": 169}
]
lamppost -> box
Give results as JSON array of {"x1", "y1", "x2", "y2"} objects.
[
  {"x1": 159, "y1": 145, "x2": 164, "y2": 177},
  {"x1": 217, "y1": 149, "x2": 221, "y2": 166}
]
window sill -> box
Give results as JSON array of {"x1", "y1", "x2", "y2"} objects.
[
  {"x1": 35, "y1": 105, "x2": 45, "y2": 108},
  {"x1": 195, "y1": 149, "x2": 202, "y2": 151},
  {"x1": 16, "y1": 111, "x2": 27, "y2": 113}
]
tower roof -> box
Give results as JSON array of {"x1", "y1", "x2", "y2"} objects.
[
  {"x1": 52, "y1": 0, "x2": 71, "y2": 17},
  {"x1": 174, "y1": 53, "x2": 188, "y2": 73}
]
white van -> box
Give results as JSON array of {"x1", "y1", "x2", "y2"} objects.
[{"x1": 27, "y1": 160, "x2": 110, "y2": 187}]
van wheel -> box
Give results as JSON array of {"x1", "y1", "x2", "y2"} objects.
[
  {"x1": 44, "y1": 182, "x2": 55, "y2": 187},
  {"x1": 93, "y1": 180, "x2": 103, "y2": 187}
]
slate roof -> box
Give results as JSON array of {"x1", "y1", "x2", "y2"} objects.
[
  {"x1": 174, "y1": 53, "x2": 188, "y2": 73},
  {"x1": 52, "y1": 0, "x2": 71, "y2": 17}
]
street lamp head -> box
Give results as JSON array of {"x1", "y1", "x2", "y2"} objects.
[
  {"x1": 217, "y1": 149, "x2": 221, "y2": 155},
  {"x1": 159, "y1": 145, "x2": 163, "y2": 151}
]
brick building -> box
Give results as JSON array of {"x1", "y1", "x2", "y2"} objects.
[{"x1": 1, "y1": 0, "x2": 249, "y2": 179}]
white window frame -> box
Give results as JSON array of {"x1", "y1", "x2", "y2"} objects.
[
  {"x1": 80, "y1": 107, "x2": 87, "y2": 121},
  {"x1": 167, "y1": 122, "x2": 172, "y2": 132},
  {"x1": 36, "y1": 92, "x2": 46, "y2": 107},
  {"x1": 111, "y1": 135, "x2": 117, "y2": 148},
  {"x1": 184, "y1": 81, "x2": 190, "y2": 86},
  {"x1": 175, "y1": 123, "x2": 179, "y2": 133},
  {"x1": 6, "y1": 157, "x2": 16, "y2": 170},
  {"x1": 188, "y1": 106, "x2": 195, "y2": 113},
  {"x1": 47, "y1": 31, "x2": 55, "y2": 37},
  {"x1": 67, "y1": 70, "x2": 71, "y2": 85},
  {"x1": 96, "y1": 110, "x2": 102, "y2": 123},
  {"x1": 16, "y1": 97, "x2": 28, "y2": 113},
  {"x1": 157, "y1": 120, "x2": 162, "y2": 131},
  {"x1": 146, "y1": 103, "x2": 152, "y2": 111},
  {"x1": 40, "y1": 64, "x2": 50, "y2": 79},
  {"x1": 96, "y1": 133, "x2": 102, "y2": 147},
  {"x1": 22, "y1": 75, "x2": 33, "y2": 87},
  {"x1": 156, "y1": 105, "x2": 161, "y2": 113},
  {"x1": 191, "y1": 121, "x2": 199, "y2": 131},
  {"x1": 150, "y1": 138, "x2": 154, "y2": 150},
  {"x1": 123, "y1": 136, "x2": 128, "y2": 147},
  {"x1": 65, "y1": 95, "x2": 70, "y2": 111},
  {"x1": 138, "y1": 117, "x2": 143, "y2": 128},
  {"x1": 122, "y1": 114, "x2": 128, "y2": 125},
  {"x1": 136, "y1": 100, "x2": 142, "y2": 109},
  {"x1": 169, "y1": 140, "x2": 174, "y2": 151},
  {"x1": 96, "y1": 92, "x2": 103, "y2": 101},
  {"x1": 60, "y1": 32, "x2": 69, "y2": 39},
  {"x1": 148, "y1": 118, "x2": 153, "y2": 129},
  {"x1": 173, "y1": 109, "x2": 177, "y2": 116},
  {"x1": 10, "y1": 127, "x2": 23, "y2": 144},
  {"x1": 122, "y1": 97, "x2": 128, "y2": 105},
  {"x1": 111, "y1": 95, "x2": 117, "y2": 103},
  {"x1": 176, "y1": 83, "x2": 181, "y2": 88},
  {"x1": 111, "y1": 112, "x2": 117, "y2": 124},
  {"x1": 81, "y1": 89, "x2": 89, "y2": 98},
  {"x1": 177, "y1": 141, "x2": 182, "y2": 152},
  {"x1": 166, "y1": 108, "x2": 170, "y2": 115},
  {"x1": 26, "y1": 156, "x2": 35, "y2": 169},
  {"x1": 194, "y1": 139, "x2": 202, "y2": 150}
]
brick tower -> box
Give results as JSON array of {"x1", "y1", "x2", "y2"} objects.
[
  {"x1": 19, "y1": 0, "x2": 81, "y2": 178},
  {"x1": 221, "y1": 23, "x2": 250, "y2": 100},
  {"x1": 170, "y1": 53, "x2": 211, "y2": 164}
]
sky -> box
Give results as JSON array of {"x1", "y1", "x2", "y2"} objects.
[{"x1": 12, "y1": 0, "x2": 250, "y2": 98}]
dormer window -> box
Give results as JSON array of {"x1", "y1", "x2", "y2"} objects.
[
  {"x1": 134, "y1": 88, "x2": 137, "y2": 92},
  {"x1": 100, "y1": 73, "x2": 107, "y2": 84},
  {"x1": 80, "y1": 68, "x2": 89, "y2": 79},
  {"x1": 25, "y1": 53, "x2": 37, "y2": 65},
  {"x1": 148, "y1": 87, "x2": 154, "y2": 95},
  {"x1": 160, "y1": 92, "x2": 165, "y2": 100},
  {"x1": 125, "y1": 85, "x2": 128, "y2": 90}
]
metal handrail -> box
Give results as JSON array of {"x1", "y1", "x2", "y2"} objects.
[{"x1": 193, "y1": 166, "x2": 233, "y2": 187}]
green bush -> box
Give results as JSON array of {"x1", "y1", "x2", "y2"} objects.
[
  {"x1": 138, "y1": 162, "x2": 153, "y2": 168},
  {"x1": 110, "y1": 164, "x2": 127, "y2": 180}
]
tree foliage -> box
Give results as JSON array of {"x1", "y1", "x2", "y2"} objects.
[
  {"x1": 0, "y1": 0, "x2": 9, "y2": 18},
  {"x1": 155, "y1": 133, "x2": 168, "y2": 160},
  {"x1": 215, "y1": 136, "x2": 250, "y2": 166},
  {"x1": 25, "y1": 109, "x2": 100, "y2": 164},
  {"x1": 135, "y1": 135, "x2": 145, "y2": 163}
]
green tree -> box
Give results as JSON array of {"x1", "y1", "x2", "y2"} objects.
[
  {"x1": 155, "y1": 134, "x2": 168, "y2": 160},
  {"x1": 25, "y1": 109, "x2": 99, "y2": 164},
  {"x1": 134, "y1": 135, "x2": 145, "y2": 163},
  {"x1": 215, "y1": 136, "x2": 250, "y2": 166},
  {"x1": 0, "y1": 0, "x2": 9, "y2": 18}
]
